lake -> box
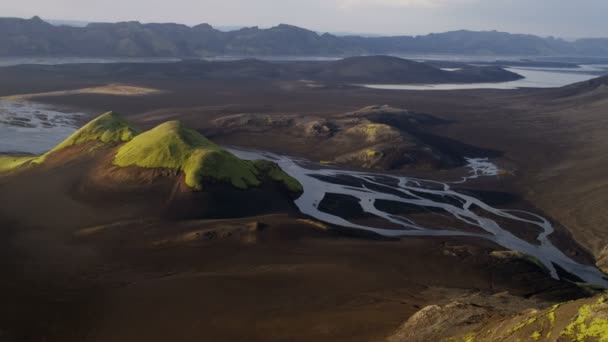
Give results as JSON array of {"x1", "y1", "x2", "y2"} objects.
[{"x1": 362, "y1": 66, "x2": 605, "y2": 90}]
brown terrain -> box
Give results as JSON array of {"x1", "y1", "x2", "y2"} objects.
[{"x1": 1, "y1": 62, "x2": 608, "y2": 341}]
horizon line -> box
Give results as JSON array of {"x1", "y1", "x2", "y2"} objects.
[{"x1": 4, "y1": 15, "x2": 601, "y2": 41}]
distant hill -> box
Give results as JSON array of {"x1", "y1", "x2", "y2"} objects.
[
  {"x1": 300, "y1": 56, "x2": 523, "y2": 83},
  {"x1": 1, "y1": 16, "x2": 608, "y2": 57},
  {"x1": 0, "y1": 56, "x2": 523, "y2": 84},
  {"x1": 548, "y1": 75, "x2": 608, "y2": 98}
]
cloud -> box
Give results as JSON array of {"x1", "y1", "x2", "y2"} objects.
[{"x1": 335, "y1": 0, "x2": 476, "y2": 9}]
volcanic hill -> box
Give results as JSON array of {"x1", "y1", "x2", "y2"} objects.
[{"x1": 0, "y1": 111, "x2": 302, "y2": 218}]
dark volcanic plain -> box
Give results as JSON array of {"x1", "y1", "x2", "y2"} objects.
[{"x1": 1, "y1": 61, "x2": 608, "y2": 341}]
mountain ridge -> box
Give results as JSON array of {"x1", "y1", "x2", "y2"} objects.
[
  {"x1": 2, "y1": 16, "x2": 608, "y2": 57},
  {"x1": 0, "y1": 55, "x2": 524, "y2": 84}
]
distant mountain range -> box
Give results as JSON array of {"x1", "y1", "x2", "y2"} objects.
[{"x1": 1, "y1": 16, "x2": 608, "y2": 57}]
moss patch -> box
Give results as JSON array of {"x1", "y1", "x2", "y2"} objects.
[
  {"x1": 35, "y1": 111, "x2": 137, "y2": 163},
  {"x1": 114, "y1": 121, "x2": 301, "y2": 192},
  {"x1": 346, "y1": 123, "x2": 400, "y2": 143},
  {"x1": 0, "y1": 155, "x2": 35, "y2": 173},
  {"x1": 252, "y1": 160, "x2": 303, "y2": 193},
  {"x1": 561, "y1": 296, "x2": 608, "y2": 341},
  {"x1": 530, "y1": 330, "x2": 541, "y2": 340},
  {"x1": 512, "y1": 316, "x2": 538, "y2": 333},
  {"x1": 366, "y1": 149, "x2": 383, "y2": 158},
  {"x1": 463, "y1": 333, "x2": 476, "y2": 342}
]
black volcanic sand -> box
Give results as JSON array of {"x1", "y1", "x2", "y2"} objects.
[
  {"x1": 0, "y1": 157, "x2": 586, "y2": 342},
  {"x1": 1, "y1": 65, "x2": 608, "y2": 340}
]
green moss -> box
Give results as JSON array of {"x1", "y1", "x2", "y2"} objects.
[
  {"x1": 114, "y1": 121, "x2": 254, "y2": 190},
  {"x1": 500, "y1": 315, "x2": 539, "y2": 340},
  {"x1": 446, "y1": 333, "x2": 476, "y2": 342},
  {"x1": 365, "y1": 149, "x2": 383, "y2": 158},
  {"x1": 363, "y1": 123, "x2": 384, "y2": 134},
  {"x1": 114, "y1": 121, "x2": 302, "y2": 192},
  {"x1": 348, "y1": 123, "x2": 399, "y2": 143},
  {"x1": 252, "y1": 160, "x2": 303, "y2": 193},
  {"x1": 35, "y1": 111, "x2": 137, "y2": 163},
  {"x1": 545, "y1": 304, "x2": 560, "y2": 339},
  {"x1": 186, "y1": 148, "x2": 262, "y2": 190},
  {"x1": 361, "y1": 124, "x2": 385, "y2": 140},
  {"x1": 561, "y1": 296, "x2": 608, "y2": 342},
  {"x1": 530, "y1": 330, "x2": 541, "y2": 340},
  {"x1": 0, "y1": 155, "x2": 35, "y2": 173},
  {"x1": 517, "y1": 317, "x2": 538, "y2": 331},
  {"x1": 462, "y1": 333, "x2": 476, "y2": 342}
]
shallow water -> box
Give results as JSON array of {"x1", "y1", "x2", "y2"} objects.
[
  {"x1": 0, "y1": 100, "x2": 86, "y2": 154},
  {"x1": 0, "y1": 57, "x2": 180, "y2": 67},
  {"x1": 230, "y1": 147, "x2": 608, "y2": 287}
]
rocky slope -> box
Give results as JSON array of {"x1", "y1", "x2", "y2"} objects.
[
  {"x1": 389, "y1": 292, "x2": 608, "y2": 342},
  {"x1": 208, "y1": 105, "x2": 495, "y2": 170}
]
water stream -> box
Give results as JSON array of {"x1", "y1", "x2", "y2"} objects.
[{"x1": 230, "y1": 148, "x2": 608, "y2": 287}]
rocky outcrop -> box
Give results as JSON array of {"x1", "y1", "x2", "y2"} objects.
[
  {"x1": 389, "y1": 293, "x2": 608, "y2": 342},
  {"x1": 210, "y1": 105, "x2": 464, "y2": 170}
]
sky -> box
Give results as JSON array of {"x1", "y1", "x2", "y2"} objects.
[{"x1": 2, "y1": 0, "x2": 608, "y2": 38}]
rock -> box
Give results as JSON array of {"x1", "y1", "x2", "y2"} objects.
[{"x1": 388, "y1": 302, "x2": 491, "y2": 342}]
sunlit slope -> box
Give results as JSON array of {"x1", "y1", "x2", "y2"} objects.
[
  {"x1": 1, "y1": 112, "x2": 302, "y2": 193},
  {"x1": 0, "y1": 111, "x2": 136, "y2": 171}
]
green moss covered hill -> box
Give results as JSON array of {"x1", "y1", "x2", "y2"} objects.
[
  {"x1": 0, "y1": 112, "x2": 302, "y2": 193},
  {"x1": 0, "y1": 111, "x2": 136, "y2": 170}
]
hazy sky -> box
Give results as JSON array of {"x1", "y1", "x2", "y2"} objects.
[{"x1": 2, "y1": 0, "x2": 608, "y2": 38}]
